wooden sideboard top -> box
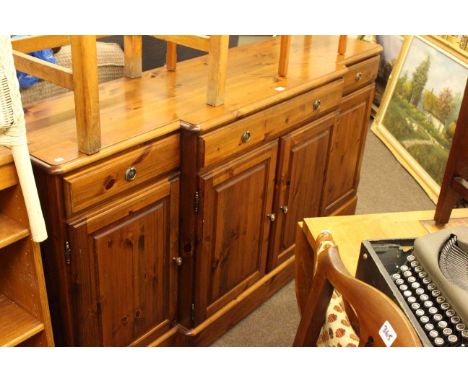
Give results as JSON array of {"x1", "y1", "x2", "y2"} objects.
[{"x1": 22, "y1": 36, "x2": 381, "y2": 174}]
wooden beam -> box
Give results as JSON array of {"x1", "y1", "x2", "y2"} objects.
[
  {"x1": 12, "y1": 50, "x2": 74, "y2": 89},
  {"x1": 11, "y1": 35, "x2": 70, "y2": 53},
  {"x1": 124, "y1": 35, "x2": 142, "y2": 78},
  {"x1": 338, "y1": 35, "x2": 348, "y2": 55},
  {"x1": 153, "y1": 35, "x2": 210, "y2": 52},
  {"x1": 70, "y1": 36, "x2": 101, "y2": 155},
  {"x1": 278, "y1": 35, "x2": 291, "y2": 77},
  {"x1": 206, "y1": 35, "x2": 229, "y2": 107},
  {"x1": 166, "y1": 41, "x2": 177, "y2": 71}
]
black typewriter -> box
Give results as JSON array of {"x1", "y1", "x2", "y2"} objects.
[{"x1": 356, "y1": 226, "x2": 468, "y2": 347}]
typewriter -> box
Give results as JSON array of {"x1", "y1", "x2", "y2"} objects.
[{"x1": 356, "y1": 226, "x2": 468, "y2": 347}]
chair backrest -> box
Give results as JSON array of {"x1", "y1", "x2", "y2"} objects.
[
  {"x1": 294, "y1": 230, "x2": 421, "y2": 347},
  {"x1": 434, "y1": 78, "x2": 468, "y2": 224}
]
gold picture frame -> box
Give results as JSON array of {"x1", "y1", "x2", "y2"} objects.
[{"x1": 372, "y1": 35, "x2": 468, "y2": 203}]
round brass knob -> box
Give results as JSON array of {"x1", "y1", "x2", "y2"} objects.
[
  {"x1": 313, "y1": 99, "x2": 321, "y2": 111},
  {"x1": 355, "y1": 71, "x2": 362, "y2": 81},
  {"x1": 125, "y1": 167, "x2": 137, "y2": 182},
  {"x1": 267, "y1": 213, "x2": 276, "y2": 222},
  {"x1": 241, "y1": 130, "x2": 251, "y2": 143},
  {"x1": 280, "y1": 205, "x2": 288, "y2": 214},
  {"x1": 173, "y1": 257, "x2": 183, "y2": 266}
]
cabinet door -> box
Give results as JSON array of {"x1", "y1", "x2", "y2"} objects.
[
  {"x1": 194, "y1": 141, "x2": 278, "y2": 322},
  {"x1": 321, "y1": 84, "x2": 374, "y2": 216},
  {"x1": 268, "y1": 114, "x2": 334, "y2": 270},
  {"x1": 67, "y1": 177, "x2": 179, "y2": 346}
]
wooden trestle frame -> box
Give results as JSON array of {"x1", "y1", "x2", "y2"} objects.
[{"x1": 11, "y1": 35, "x2": 347, "y2": 155}]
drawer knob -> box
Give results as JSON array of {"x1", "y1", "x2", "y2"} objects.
[
  {"x1": 173, "y1": 257, "x2": 183, "y2": 266},
  {"x1": 267, "y1": 213, "x2": 276, "y2": 222},
  {"x1": 280, "y1": 205, "x2": 289, "y2": 214},
  {"x1": 355, "y1": 71, "x2": 362, "y2": 81},
  {"x1": 313, "y1": 99, "x2": 321, "y2": 111},
  {"x1": 241, "y1": 130, "x2": 251, "y2": 143},
  {"x1": 125, "y1": 167, "x2": 137, "y2": 182}
]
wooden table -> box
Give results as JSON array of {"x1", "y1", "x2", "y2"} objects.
[{"x1": 300, "y1": 208, "x2": 468, "y2": 275}]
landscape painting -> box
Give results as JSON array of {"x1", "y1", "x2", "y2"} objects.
[{"x1": 373, "y1": 35, "x2": 468, "y2": 202}]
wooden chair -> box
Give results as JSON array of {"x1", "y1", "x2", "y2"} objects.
[
  {"x1": 294, "y1": 228, "x2": 421, "y2": 347},
  {"x1": 434, "y1": 78, "x2": 468, "y2": 224}
]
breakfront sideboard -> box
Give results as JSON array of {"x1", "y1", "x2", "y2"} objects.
[{"x1": 25, "y1": 36, "x2": 381, "y2": 346}]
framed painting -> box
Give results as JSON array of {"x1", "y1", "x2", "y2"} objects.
[{"x1": 372, "y1": 35, "x2": 468, "y2": 203}]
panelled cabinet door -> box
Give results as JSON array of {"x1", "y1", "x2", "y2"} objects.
[
  {"x1": 321, "y1": 84, "x2": 375, "y2": 216},
  {"x1": 268, "y1": 113, "x2": 335, "y2": 270},
  {"x1": 67, "y1": 177, "x2": 179, "y2": 346},
  {"x1": 195, "y1": 141, "x2": 278, "y2": 323}
]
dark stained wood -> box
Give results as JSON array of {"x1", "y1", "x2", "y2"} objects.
[
  {"x1": 268, "y1": 113, "x2": 335, "y2": 271},
  {"x1": 195, "y1": 141, "x2": 278, "y2": 322},
  {"x1": 435, "y1": 79, "x2": 468, "y2": 224},
  {"x1": 321, "y1": 83, "x2": 375, "y2": 215},
  {"x1": 293, "y1": 230, "x2": 421, "y2": 347}
]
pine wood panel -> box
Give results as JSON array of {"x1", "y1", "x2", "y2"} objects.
[
  {"x1": 268, "y1": 113, "x2": 335, "y2": 270},
  {"x1": 195, "y1": 142, "x2": 278, "y2": 322},
  {"x1": 343, "y1": 55, "x2": 379, "y2": 95},
  {"x1": 321, "y1": 84, "x2": 374, "y2": 215},
  {"x1": 0, "y1": 215, "x2": 29, "y2": 250},
  {"x1": 0, "y1": 294, "x2": 44, "y2": 346}
]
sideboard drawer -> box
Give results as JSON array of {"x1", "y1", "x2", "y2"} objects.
[
  {"x1": 343, "y1": 55, "x2": 379, "y2": 95},
  {"x1": 63, "y1": 134, "x2": 179, "y2": 215},
  {"x1": 201, "y1": 79, "x2": 343, "y2": 167}
]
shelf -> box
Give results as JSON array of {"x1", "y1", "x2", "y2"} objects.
[
  {"x1": 0, "y1": 294, "x2": 44, "y2": 346},
  {"x1": 0, "y1": 214, "x2": 29, "y2": 250}
]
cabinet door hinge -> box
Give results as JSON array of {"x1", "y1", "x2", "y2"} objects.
[
  {"x1": 191, "y1": 303, "x2": 196, "y2": 324},
  {"x1": 65, "y1": 241, "x2": 72, "y2": 265},
  {"x1": 193, "y1": 191, "x2": 200, "y2": 214}
]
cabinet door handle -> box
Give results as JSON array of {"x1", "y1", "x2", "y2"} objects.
[
  {"x1": 280, "y1": 205, "x2": 288, "y2": 214},
  {"x1": 241, "y1": 130, "x2": 251, "y2": 143},
  {"x1": 172, "y1": 257, "x2": 183, "y2": 266},
  {"x1": 313, "y1": 99, "x2": 321, "y2": 111},
  {"x1": 267, "y1": 213, "x2": 276, "y2": 222},
  {"x1": 125, "y1": 167, "x2": 137, "y2": 182},
  {"x1": 355, "y1": 71, "x2": 362, "y2": 81}
]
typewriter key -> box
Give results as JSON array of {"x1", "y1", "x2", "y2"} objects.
[
  {"x1": 420, "y1": 316, "x2": 430, "y2": 324},
  {"x1": 434, "y1": 337, "x2": 445, "y2": 346},
  {"x1": 420, "y1": 294, "x2": 430, "y2": 302},
  {"x1": 448, "y1": 335, "x2": 459, "y2": 345},
  {"x1": 411, "y1": 303, "x2": 421, "y2": 310},
  {"x1": 436, "y1": 296, "x2": 446, "y2": 304},
  {"x1": 429, "y1": 330, "x2": 439, "y2": 339},
  {"x1": 399, "y1": 285, "x2": 409, "y2": 291},
  {"x1": 437, "y1": 321, "x2": 448, "y2": 329},
  {"x1": 407, "y1": 276, "x2": 417, "y2": 283},
  {"x1": 428, "y1": 307, "x2": 438, "y2": 315},
  {"x1": 455, "y1": 323, "x2": 465, "y2": 332},
  {"x1": 406, "y1": 255, "x2": 416, "y2": 262},
  {"x1": 400, "y1": 265, "x2": 409, "y2": 272},
  {"x1": 410, "y1": 260, "x2": 419, "y2": 268},
  {"x1": 424, "y1": 323, "x2": 435, "y2": 331},
  {"x1": 431, "y1": 290, "x2": 441, "y2": 297},
  {"x1": 462, "y1": 330, "x2": 468, "y2": 339},
  {"x1": 403, "y1": 271, "x2": 412, "y2": 278},
  {"x1": 440, "y1": 303, "x2": 450, "y2": 311},
  {"x1": 414, "y1": 266, "x2": 423, "y2": 272},
  {"x1": 442, "y1": 328, "x2": 453, "y2": 337},
  {"x1": 392, "y1": 273, "x2": 401, "y2": 280},
  {"x1": 395, "y1": 279, "x2": 404, "y2": 285},
  {"x1": 433, "y1": 314, "x2": 443, "y2": 322},
  {"x1": 423, "y1": 300, "x2": 433, "y2": 308},
  {"x1": 403, "y1": 290, "x2": 413, "y2": 298},
  {"x1": 422, "y1": 277, "x2": 431, "y2": 285},
  {"x1": 418, "y1": 271, "x2": 428, "y2": 278},
  {"x1": 407, "y1": 296, "x2": 417, "y2": 304},
  {"x1": 411, "y1": 282, "x2": 421, "y2": 289},
  {"x1": 415, "y1": 288, "x2": 425, "y2": 295},
  {"x1": 427, "y1": 283, "x2": 436, "y2": 291},
  {"x1": 450, "y1": 316, "x2": 461, "y2": 325},
  {"x1": 446, "y1": 309, "x2": 456, "y2": 318},
  {"x1": 416, "y1": 309, "x2": 425, "y2": 317}
]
